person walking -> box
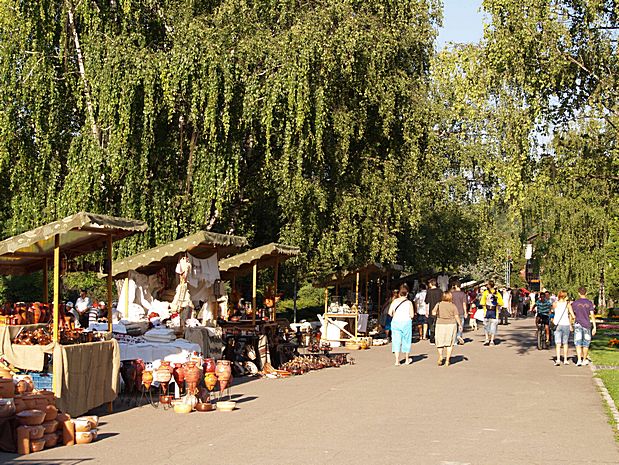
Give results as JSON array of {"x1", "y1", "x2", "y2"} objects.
[
  {"x1": 451, "y1": 281, "x2": 467, "y2": 345},
  {"x1": 479, "y1": 281, "x2": 503, "y2": 346},
  {"x1": 413, "y1": 284, "x2": 429, "y2": 340},
  {"x1": 388, "y1": 284, "x2": 415, "y2": 365},
  {"x1": 432, "y1": 291, "x2": 462, "y2": 366},
  {"x1": 569, "y1": 287, "x2": 597, "y2": 366},
  {"x1": 425, "y1": 278, "x2": 443, "y2": 344},
  {"x1": 552, "y1": 290, "x2": 572, "y2": 365},
  {"x1": 381, "y1": 290, "x2": 398, "y2": 342}
]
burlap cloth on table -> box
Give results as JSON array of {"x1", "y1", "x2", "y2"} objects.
[
  {"x1": 0, "y1": 324, "x2": 53, "y2": 371},
  {"x1": 53, "y1": 339, "x2": 120, "y2": 417},
  {"x1": 184, "y1": 326, "x2": 224, "y2": 358}
]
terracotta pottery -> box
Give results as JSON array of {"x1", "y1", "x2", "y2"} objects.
[
  {"x1": 156, "y1": 361, "x2": 172, "y2": 384},
  {"x1": 42, "y1": 420, "x2": 59, "y2": 434},
  {"x1": 0, "y1": 398, "x2": 15, "y2": 418},
  {"x1": 75, "y1": 430, "x2": 94, "y2": 445},
  {"x1": 33, "y1": 304, "x2": 42, "y2": 324},
  {"x1": 24, "y1": 424, "x2": 45, "y2": 439},
  {"x1": 215, "y1": 360, "x2": 232, "y2": 391},
  {"x1": 22, "y1": 395, "x2": 37, "y2": 410},
  {"x1": 73, "y1": 419, "x2": 91, "y2": 433},
  {"x1": 142, "y1": 370, "x2": 153, "y2": 390},
  {"x1": 38, "y1": 390, "x2": 55, "y2": 406},
  {"x1": 172, "y1": 363, "x2": 185, "y2": 386},
  {"x1": 195, "y1": 402, "x2": 214, "y2": 412},
  {"x1": 30, "y1": 438, "x2": 46, "y2": 452},
  {"x1": 183, "y1": 361, "x2": 201, "y2": 394},
  {"x1": 13, "y1": 396, "x2": 26, "y2": 413},
  {"x1": 17, "y1": 409, "x2": 46, "y2": 426},
  {"x1": 203, "y1": 358, "x2": 216, "y2": 373},
  {"x1": 15, "y1": 380, "x2": 28, "y2": 396},
  {"x1": 173, "y1": 403, "x2": 192, "y2": 414},
  {"x1": 204, "y1": 372, "x2": 217, "y2": 391},
  {"x1": 31, "y1": 395, "x2": 47, "y2": 411},
  {"x1": 43, "y1": 432, "x2": 58, "y2": 448},
  {"x1": 0, "y1": 378, "x2": 13, "y2": 397},
  {"x1": 44, "y1": 405, "x2": 58, "y2": 422}
]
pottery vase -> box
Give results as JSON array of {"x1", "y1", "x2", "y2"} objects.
[
  {"x1": 216, "y1": 360, "x2": 232, "y2": 391},
  {"x1": 156, "y1": 362, "x2": 172, "y2": 384},
  {"x1": 172, "y1": 363, "x2": 185, "y2": 387},
  {"x1": 183, "y1": 361, "x2": 201, "y2": 395},
  {"x1": 203, "y1": 358, "x2": 216, "y2": 373},
  {"x1": 204, "y1": 372, "x2": 217, "y2": 391},
  {"x1": 142, "y1": 371, "x2": 153, "y2": 390}
]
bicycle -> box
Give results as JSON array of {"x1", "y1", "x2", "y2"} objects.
[{"x1": 536, "y1": 314, "x2": 552, "y2": 350}]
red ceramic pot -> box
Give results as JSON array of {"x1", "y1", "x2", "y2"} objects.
[
  {"x1": 215, "y1": 360, "x2": 232, "y2": 391},
  {"x1": 183, "y1": 361, "x2": 201, "y2": 394},
  {"x1": 172, "y1": 363, "x2": 185, "y2": 386},
  {"x1": 203, "y1": 358, "x2": 216, "y2": 374}
]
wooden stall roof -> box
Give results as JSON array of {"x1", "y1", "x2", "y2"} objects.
[
  {"x1": 109, "y1": 230, "x2": 248, "y2": 278},
  {"x1": 314, "y1": 262, "x2": 404, "y2": 288},
  {"x1": 0, "y1": 212, "x2": 148, "y2": 275},
  {"x1": 218, "y1": 243, "x2": 300, "y2": 278}
]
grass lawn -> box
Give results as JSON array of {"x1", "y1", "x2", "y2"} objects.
[
  {"x1": 598, "y1": 370, "x2": 619, "y2": 410},
  {"x1": 589, "y1": 329, "x2": 619, "y2": 366}
]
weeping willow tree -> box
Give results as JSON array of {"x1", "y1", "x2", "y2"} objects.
[{"x1": 0, "y1": 0, "x2": 440, "y2": 274}]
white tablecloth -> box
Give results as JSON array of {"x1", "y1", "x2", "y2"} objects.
[{"x1": 118, "y1": 339, "x2": 201, "y2": 362}]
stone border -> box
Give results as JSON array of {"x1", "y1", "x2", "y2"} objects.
[{"x1": 591, "y1": 364, "x2": 619, "y2": 428}]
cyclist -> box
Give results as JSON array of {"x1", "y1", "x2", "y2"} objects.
[{"x1": 533, "y1": 292, "x2": 552, "y2": 345}]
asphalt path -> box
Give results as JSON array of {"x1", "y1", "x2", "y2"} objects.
[{"x1": 1, "y1": 318, "x2": 618, "y2": 465}]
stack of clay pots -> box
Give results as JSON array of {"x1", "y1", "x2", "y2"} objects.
[{"x1": 73, "y1": 416, "x2": 99, "y2": 445}]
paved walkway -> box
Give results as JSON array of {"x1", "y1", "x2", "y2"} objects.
[{"x1": 1, "y1": 319, "x2": 618, "y2": 465}]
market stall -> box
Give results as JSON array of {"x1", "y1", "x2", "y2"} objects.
[
  {"x1": 218, "y1": 243, "x2": 300, "y2": 369},
  {"x1": 107, "y1": 230, "x2": 248, "y2": 361},
  {"x1": 316, "y1": 263, "x2": 403, "y2": 345},
  {"x1": 0, "y1": 212, "x2": 146, "y2": 421}
]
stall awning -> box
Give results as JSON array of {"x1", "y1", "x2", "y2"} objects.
[
  {"x1": 314, "y1": 262, "x2": 403, "y2": 288},
  {"x1": 0, "y1": 212, "x2": 148, "y2": 275},
  {"x1": 109, "y1": 230, "x2": 248, "y2": 278},
  {"x1": 219, "y1": 243, "x2": 300, "y2": 278}
]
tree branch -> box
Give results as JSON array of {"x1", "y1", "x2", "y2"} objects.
[{"x1": 66, "y1": 0, "x2": 101, "y2": 145}]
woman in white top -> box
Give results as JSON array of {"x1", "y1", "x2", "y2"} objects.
[
  {"x1": 552, "y1": 290, "x2": 572, "y2": 366},
  {"x1": 388, "y1": 284, "x2": 415, "y2": 365},
  {"x1": 414, "y1": 284, "x2": 428, "y2": 340}
]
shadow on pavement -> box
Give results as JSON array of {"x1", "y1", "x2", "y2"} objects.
[
  {"x1": 449, "y1": 355, "x2": 468, "y2": 365},
  {"x1": 411, "y1": 354, "x2": 428, "y2": 363},
  {"x1": 229, "y1": 394, "x2": 258, "y2": 404},
  {"x1": 0, "y1": 459, "x2": 93, "y2": 465}
]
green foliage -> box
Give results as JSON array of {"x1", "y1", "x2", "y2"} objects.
[
  {"x1": 63, "y1": 272, "x2": 115, "y2": 303},
  {"x1": 590, "y1": 330, "x2": 619, "y2": 367},
  {"x1": 0, "y1": 273, "x2": 45, "y2": 303}
]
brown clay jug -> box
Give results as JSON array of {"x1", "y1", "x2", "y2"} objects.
[
  {"x1": 183, "y1": 361, "x2": 201, "y2": 394},
  {"x1": 216, "y1": 360, "x2": 232, "y2": 391},
  {"x1": 172, "y1": 363, "x2": 185, "y2": 387},
  {"x1": 203, "y1": 358, "x2": 216, "y2": 373}
]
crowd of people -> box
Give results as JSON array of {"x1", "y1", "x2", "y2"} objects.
[{"x1": 381, "y1": 278, "x2": 599, "y2": 368}]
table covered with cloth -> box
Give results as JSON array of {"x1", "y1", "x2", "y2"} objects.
[
  {"x1": 117, "y1": 339, "x2": 201, "y2": 362},
  {"x1": 52, "y1": 339, "x2": 120, "y2": 417},
  {"x1": 0, "y1": 323, "x2": 53, "y2": 371}
]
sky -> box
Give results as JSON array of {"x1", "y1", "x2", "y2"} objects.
[{"x1": 437, "y1": 0, "x2": 485, "y2": 48}]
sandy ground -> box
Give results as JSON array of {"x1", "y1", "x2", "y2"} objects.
[{"x1": 1, "y1": 318, "x2": 618, "y2": 465}]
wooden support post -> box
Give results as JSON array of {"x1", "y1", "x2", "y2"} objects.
[
  {"x1": 378, "y1": 274, "x2": 382, "y2": 321},
  {"x1": 43, "y1": 259, "x2": 49, "y2": 303},
  {"x1": 232, "y1": 273, "x2": 236, "y2": 292},
  {"x1": 272, "y1": 257, "x2": 279, "y2": 321},
  {"x1": 106, "y1": 234, "x2": 113, "y2": 333},
  {"x1": 365, "y1": 270, "x2": 369, "y2": 312},
  {"x1": 52, "y1": 235, "x2": 60, "y2": 343},
  {"x1": 123, "y1": 277, "x2": 130, "y2": 319},
  {"x1": 252, "y1": 262, "x2": 257, "y2": 325},
  {"x1": 355, "y1": 272, "x2": 360, "y2": 307}
]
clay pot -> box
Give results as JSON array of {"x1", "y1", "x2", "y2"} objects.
[
  {"x1": 159, "y1": 394, "x2": 173, "y2": 405},
  {"x1": 33, "y1": 305, "x2": 42, "y2": 324},
  {"x1": 203, "y1": 358, "x2": 216, "y2": 373},
  {"x1": 0, "y1": 398, "x2": 16, "y2": 418},
  {"x1": 15, "y1": 380, "x2": 28, "y2": 396},
  {"x1": 16, "y1": 409, "x2": 46, "y2": 426},
  {"x1": 30, "y1": 438, "x2": 46, "y2": 452},
  {"x1": 173, "y1": 403, "x2": 192, "y2": 414},
  {"x1": 142, "y1": 370, "x2": 153, "y2": 389},
  {"x1": 204, "y1": 372, "x2": 217, "y2": 391},
  {"x1": 22, "y1": 396, "x2": 37, "y2": 410},
  {"x1": 23, "y1": 424, "x2": 45, "y2": 440},
  {"x1": 38, "y1": 390, "x2": 55, "y2": 406},
  {"x1": 13, "y1": 396, "x2": 26, "y2": 413},
  {"x1": 42, "y1": 420, "x2": 59, "y2": 434},
  {"x1": 183, "y1": 361, "x2": 201, "y2": 394},
  {"x1": 44, "y1": 405, "x2": 58, "y2": 422},
  {"x1": 156, "y1": 362, "x2": 172, "y2": 384},
  {"x1": 172, "y1": 363, "x2": 185, "y2": 387},
  {"x1": 31, "y1": 395, "x2": 47, "y2": 411},
  {"x1": 43, "y1": 432, "x2": 58, "y2": 448},
  {"x1": 75, "y1": 430, "x2": 94, "y2": 445},
  {"x1": 73, "y1": 419, "x2": 91, "y2": 433},
  {"x1": 195, "y1": 402, "x2": 214, "y2": 412},
  {"x1": 216, "y1": 360, "x2": 232, "y2": 391},
  {"x1": 0, "y1": 378, "x2": 13, "y2": 397}
]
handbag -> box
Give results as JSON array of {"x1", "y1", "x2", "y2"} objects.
[{"x1": 551, "y1": 303, "x2": 569, "y2": 331}]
